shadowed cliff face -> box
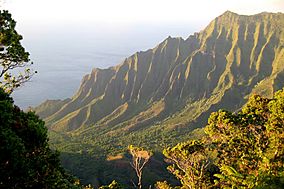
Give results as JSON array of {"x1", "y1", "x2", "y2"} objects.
[{"x1": 35, "y1": 11, "x2": 284, "y2": 134}]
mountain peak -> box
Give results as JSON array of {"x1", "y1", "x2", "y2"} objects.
[
  {"x1": 220, "y1": 10, "x2": 284, "y2": 19},
  {"x1": 36, "y1": 11, "x2": 284, "y2": 135},
  {"x1": 216, "y1": 10, "x2": 241, "y2": 19},
  {"x1": 222, "y1": 10, "x2": 238, "y2": 16}
]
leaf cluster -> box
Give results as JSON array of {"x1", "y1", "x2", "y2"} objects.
[
  {"x1": 161, "y1": 89, "x2": 284, "y2": 188},
  {"x1": 0, "y1": 10, "x2": 35, "y2": 93}
]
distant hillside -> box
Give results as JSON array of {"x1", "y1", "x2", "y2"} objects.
[
  {"x1": 35, "y1": 11, "x2": 284, "y2": 186},
  {"x1": 37, "y1": 11, "x2": 284, "y2": 133}
]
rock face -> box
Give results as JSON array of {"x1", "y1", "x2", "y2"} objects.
[{"x1": 36, "y1": 11, "x2": 284, "y2": 134}]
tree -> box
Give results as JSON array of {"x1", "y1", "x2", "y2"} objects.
[
  {"x1": 0, "y1": 88, "x2": 80, "y2": 188},
  {"x1": 160, "y1": 89, "x2": 284, "y2": 189},
  {"x1": 128, "y1": 145, "x2": 152, "y2": 189},
  {"x1": 163, "y1": 140, "x2": 216, "y2": 189},
  {"x1": 205, "y1": 92, "x2": 284, "y2": 188},
  {"x1": 0, "y1": 10, "x2": 35, "y2": 93}
]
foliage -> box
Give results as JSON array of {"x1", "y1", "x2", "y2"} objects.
[
  {"x1": 0, "y1": 88, "x2": 80, "y2": 188},
  {"x1": 163, "y1": 140, "x2": 217, "y2": 189},
  {"x1": 0, "y1": 10, "x2": 35, "y2": 93},
  {"x1": 155, "y1": 181, "x2": 178, "y2": 189},
  {"x1": 161, "y1": 89, "x2": 284, "y2": 188},
  {"x1": 99, "y1": 180, "x2": 123, "y2": 189}
]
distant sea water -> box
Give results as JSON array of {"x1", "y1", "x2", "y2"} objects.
[{"x1": 11, "y1": 24, "x2": 198, "y2": 109}]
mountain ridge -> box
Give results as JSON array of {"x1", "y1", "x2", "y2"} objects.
[
  {"x1": 35, "y1": 11, "x2": 284, "y2": 136},
  {"x1": 32, "y1": 11, "x2": 284, "y2": 186}
]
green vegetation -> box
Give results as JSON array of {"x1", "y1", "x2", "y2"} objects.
[
  {"x1": 0, "y1": 88, "x2": 80, "y2": 188},
  {"x1": 0, "y1": 88, "x2": 129, "y2": 189},
  {"x1": 99, "y1": 180, "x2": 123, "y2": 189},
  {"x1": 159, "y1": 89, "x2": 284, "y2": 188},
  {"x1": 0, "y1": 10, "x2": 78, "y2": 188},
  {"x1": 0, "y1": 10, "x2": 35, "y2": 93},
  {"x1": 2, "y1": 87, "x2": 283, "y2": 188}
]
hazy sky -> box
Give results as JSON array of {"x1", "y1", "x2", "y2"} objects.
[{"x1": 3, "y1": 0, "x2": 284, "y2": 27}]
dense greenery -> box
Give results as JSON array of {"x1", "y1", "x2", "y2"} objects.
[
  {"x1": 159, "y1": 89, "x2": 284, "y2": 188},
  {"x1": 48, "y1": 124, "x2": 199, "y2": 187},
  {"x1": 0, "y1": 88, "x2": 126, "y2": 189},
  {"x1": 0, "y1": 88, "x2": 80, "y2": 188},
  {"x1": 48, "y1": 89, "x2": 284, "y2": 188},
  {"x1": 2, "y1": 89, "x2": 283, "y2": 188}
]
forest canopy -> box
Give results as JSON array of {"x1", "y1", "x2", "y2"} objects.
[
  {"x1": 158, "y1": 89, "x2": 284, "y2": 189},
  {"x1": 0, "y1": 88, "x2": 81, "y2": 188}
]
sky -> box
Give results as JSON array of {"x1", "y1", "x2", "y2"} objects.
[
  {"x1": 2, "y1": 0, "x2": 284, "y2": 30},
  {"x1": 1, "y1": 0, "x2": 284, "y2": 42}
]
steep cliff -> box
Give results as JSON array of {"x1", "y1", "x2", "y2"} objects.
[{"x1": 36, "y1": 12, "x2": 284, "y2": 135}]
